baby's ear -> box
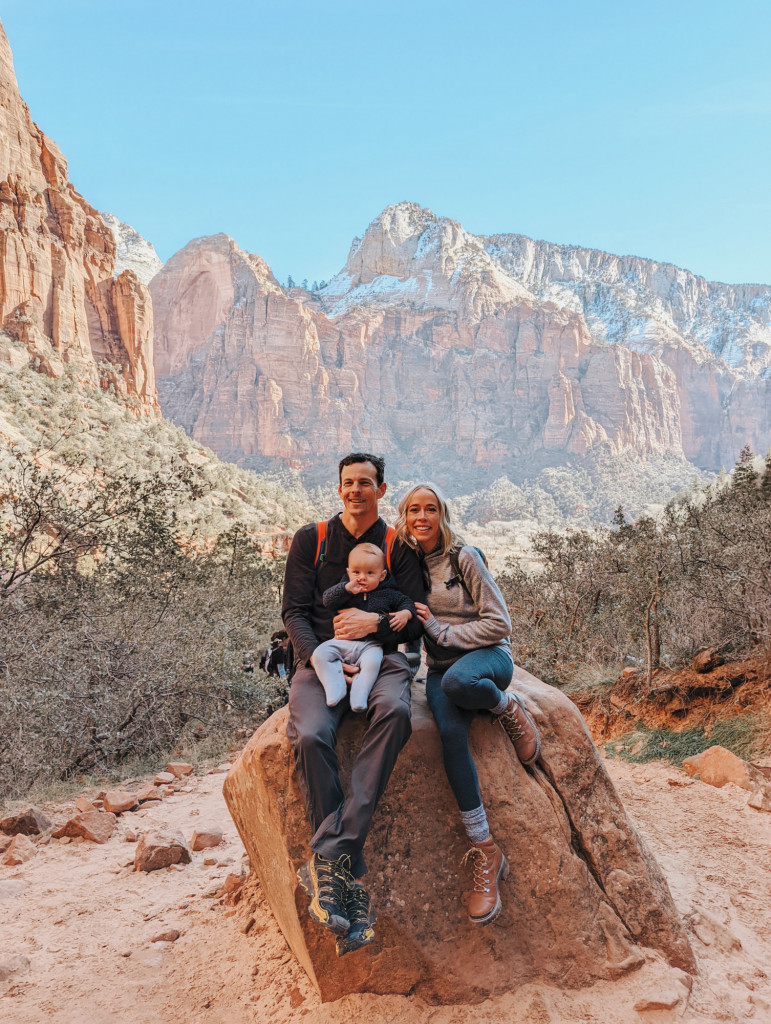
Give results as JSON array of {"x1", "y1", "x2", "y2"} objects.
[{"x1": 379, "y1": 569, "x2": 387, "y2": 581}]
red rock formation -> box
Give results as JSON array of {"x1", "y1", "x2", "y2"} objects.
[
  {"x1": 0, "y1": 20, "x2": 156, "y2": 410},
  {"x1": 153, "y1": 204, "x2": 770, "y2": 478},
  {"x1": 223, "y1": 669, "x2": 694, "y2": 1002},
  {"x1": 152, "y1": 231, "x2": 684, "y2": 484}
]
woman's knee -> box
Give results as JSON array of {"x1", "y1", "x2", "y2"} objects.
[{"x1": 441, "y1": 667, "x2": 479, "y2": 703}]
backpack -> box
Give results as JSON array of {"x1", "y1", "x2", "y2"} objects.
[{"x1": 422, "y1": 543, "x2": 488, "y2": 600}]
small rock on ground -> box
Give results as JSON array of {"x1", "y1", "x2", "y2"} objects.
[
  {"x1": 191, "y1": 826, "x2": 223, "y2": 851},
  {"x1": 134, "y1": 830, "x2": 192, "y2": 872},
  {"x1": 0, "y1": 807, "x2": 52, "y2": 836},
  {"x1": 102, "y1": 790, "x2": 139, "y2": 814},
  {"x1": 1, "y1": 833, "x2": 37, "y2": 866},
  {"x1": 52, "y1": 811, "x2": 117, "y2": 845}
]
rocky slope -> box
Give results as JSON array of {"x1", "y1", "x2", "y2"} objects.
[
  {"x1": 0, "y1": 19, "x2": 155, "y2": 410},
  {"x1": 152, "y1": 204, "x2": 771, "y2": 487}
]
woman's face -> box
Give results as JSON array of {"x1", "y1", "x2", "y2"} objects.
[{"x1": 405, "y1": 488, "x2": 442, "y2": 552}]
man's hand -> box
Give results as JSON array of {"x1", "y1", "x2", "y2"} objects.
[
  {"x1": 342, "y1": 662, "x2": 360, "y2": 686},
  {"x1": 414, "y1": 601, "x2": 431, "y2": 624},
  {"x1": 389, "y1": 609, "x2": 412, "y2": 631},
  {"x1": 333, "y1": 607, "x2": 380, "y2": 640}
]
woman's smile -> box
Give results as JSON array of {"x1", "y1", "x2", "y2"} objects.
[{"x1": 405, "y1": 488, "x2": 442, "y2": 552}]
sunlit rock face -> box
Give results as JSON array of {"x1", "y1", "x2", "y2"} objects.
[
  {"x1": 0, "y1": 19, "x2": 156, "y2": 409},
  {"x1": 153, "y1": 203, "x2": 771, "y2": 483},
  {"x1": 101, "y1": 213, "x2": 163, "y2": 287}
]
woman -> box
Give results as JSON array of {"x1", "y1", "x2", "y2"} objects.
[{"x1": 396, "y1": 484, "x2": 541, "y2": 925}]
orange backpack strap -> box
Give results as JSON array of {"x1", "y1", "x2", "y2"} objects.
[
  {"x1": 314, "y1": 520, "x2": 328, "y2": 567},
  {"x1": 383, "y1": 525, "x2": 396, "y2": 572}
]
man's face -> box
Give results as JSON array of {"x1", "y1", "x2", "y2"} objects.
[{"x1": 338, "y1": 461, "x2": 386, "y2": 520}]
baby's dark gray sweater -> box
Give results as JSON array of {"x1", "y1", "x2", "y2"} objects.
[{"x1": 322, "y1": 573, "x2": 417, "y2": 621}]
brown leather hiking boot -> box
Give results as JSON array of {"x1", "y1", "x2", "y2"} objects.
[
  {"x1": 498, "y1": 692, "x2": 541, "y2": 766},
  {"x1": 462, "y1": 835, "x2": 509, "y2": 925}
]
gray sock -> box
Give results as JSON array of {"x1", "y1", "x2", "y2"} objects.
[
  {"x1": 460, "y1": 804, "x2": 490, "y2": 844},
  {"x1": 491, "y1": 691, "x2": 510, "y2": 716}
]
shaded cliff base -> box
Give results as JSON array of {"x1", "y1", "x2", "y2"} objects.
[
  {"x1": 570, "y1": 656, "x2": 771, "y2": 767},
  {"x1": 2, "y1": 753, "x2": 770, "y2": 1022}
]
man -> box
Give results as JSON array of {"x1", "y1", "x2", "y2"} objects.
[{"x1": 282, "y1": 453, "x2": 424, "y2": 955}]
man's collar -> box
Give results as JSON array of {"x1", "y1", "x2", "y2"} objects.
[{"x1": 335, "y1": 513, "x2": 386, "y2": 541}]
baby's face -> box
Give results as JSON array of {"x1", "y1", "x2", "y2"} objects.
[{"x1": 347, "y1": 553, "x2": 387, "y2": 592}]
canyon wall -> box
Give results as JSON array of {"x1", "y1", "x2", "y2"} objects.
[
  {"x1": 0, "y1": 20, "x2": 156, "y2": 409},
  {"x1": 153, "y1": 204, "x2": 771, "y2": 484}
]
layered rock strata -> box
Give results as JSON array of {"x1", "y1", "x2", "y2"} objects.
[
  {"x1": 0, "y1": 20, "x2": 156, "y2": 409},
  {"x1": 223, "y1": 668, "x2": 694, "y2": 1002},
  {"x1": 153, "y1": 204, "x2": 771, "y2": 481}
]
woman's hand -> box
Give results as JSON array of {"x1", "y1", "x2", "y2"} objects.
[{"x1": 414, "y1": 601, "x2": 432, "y2": 624}]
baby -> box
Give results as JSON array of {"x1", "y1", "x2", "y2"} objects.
[{"x1": 311, "y1": 542, "x2": 416, "y2": 712}]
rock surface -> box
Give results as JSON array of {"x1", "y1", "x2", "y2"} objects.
[
  {"x1": 682, "y1": 745, "x2": 764, "y2": 791},
  {"x1": 1, "y1": 832, "x2": 36, "y2": 866},
  {"x1": 223, "y1": 666, "x2": 694, "y2": 1003},
  {"x1": 0, "y1": 806, "x2": 51, "y2": 836},
  {"x1": 101, "y1": 790, "x2": 139, "y2": 814},
  {"x1": 0, "y1": 954, "x2": 30, "y2": 983},
  {"x1": 52, "y1": 811, "x2": 117, "y2": 845},
  {"x1": 101, "y1": 212, "x2": 163, "y2": 286},
  {"x1": 134, "y1": 830, "x2": 192, "y2": 872},
  {"x1": 191, "y1": 826, "x2": 224, "y2": 851},
  {"x1": 0, "y1": 19, "x2": 156, "y2": 410},
  {"x1": 153, "y1": 203, "x2": 771, "y2": 482},
  {"x1": 692, "y1": 649, "x2": 724, "y2": 674}
]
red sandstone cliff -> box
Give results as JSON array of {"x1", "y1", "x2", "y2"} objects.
[
  {"x1": 152, "y1": 220, "x2": 688, "y2": 484},
  {"x1": 0, "y1": 20, "x2": 156, "y2": 409}
]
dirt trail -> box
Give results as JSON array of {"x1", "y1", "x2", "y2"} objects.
[{"x1": 2, "y1": 758, "x2": 770, "y2": 1024}]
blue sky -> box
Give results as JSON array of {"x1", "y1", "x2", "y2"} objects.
[{"x1": 3, "y1": 1, "x2": 771, "y2": 286}]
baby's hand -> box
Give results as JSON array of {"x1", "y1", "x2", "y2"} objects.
[
  {"x1": 389, "y1": 609, "x2": 412, "y2": 631},
  {"x1": 346, "y1": 579, "x2": 365, "y2": 594}
]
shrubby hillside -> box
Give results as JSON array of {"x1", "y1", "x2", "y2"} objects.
[
  {"x1": 0, "y1": 335, "x2": 313, "y2": 805},
  {"x1": 501, "y1": 447, "x2": 771, "y2": 687}
]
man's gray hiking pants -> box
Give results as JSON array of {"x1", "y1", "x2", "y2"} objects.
[{"x1": 286, "y1": 651, "x2": 412, "y2": 877}]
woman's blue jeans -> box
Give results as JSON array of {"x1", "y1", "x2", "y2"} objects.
[{"x1": 425, "y1": 646, "x2": 513, "y2": 813}]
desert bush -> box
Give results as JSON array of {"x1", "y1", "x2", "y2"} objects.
[
  {"x1": 0, "y1": 451, "x2": 287, "y2": 805},
  {"x1": 500, "y1": 448, "x2": 771, "y2": 684}
]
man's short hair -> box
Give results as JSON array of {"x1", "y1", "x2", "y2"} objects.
[
  {"x1": 348, "y1": 542, "x2": 386, "y2": 568},
  {"x1": 338, "y1": 452, "x2": 386, "y2": 487}
]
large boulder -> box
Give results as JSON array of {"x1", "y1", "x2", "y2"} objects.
[{"x1": 224, "y1": 666, "x2": 694, "y2": 1003}]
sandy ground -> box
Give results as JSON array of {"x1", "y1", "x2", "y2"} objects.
[{"x1": 2, "y1": 758, "x2": 770, "y2": 1024}]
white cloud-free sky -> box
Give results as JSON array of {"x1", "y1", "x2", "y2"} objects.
[{"x1": 3, "y1": 0, "x2": 771, "y2": 286}]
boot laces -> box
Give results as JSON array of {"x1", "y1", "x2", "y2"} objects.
[
  {"x1": 461, "y1": 847, "x2": 492, "y2": 893},
  {"x1": 499, "y1": 701, "x2": 525, "y2": 742},
  {"x1": 346, "y1": 884, "x2": 370, "y2": 925},
  {"x1": 316, "y1": 854, "x2": 354, "y2": 904}
]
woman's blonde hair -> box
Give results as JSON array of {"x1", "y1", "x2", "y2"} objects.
[{"x1": 395, "y1": 483, "x2": 460, "y2": 556}]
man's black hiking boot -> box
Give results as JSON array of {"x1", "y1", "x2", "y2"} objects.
[
  {"x1": 297, "y1": 853, "x2": 353, "y2": 935},
  {"x1": 335, "y1": 882, "x2": 376, "y2": 957}
]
